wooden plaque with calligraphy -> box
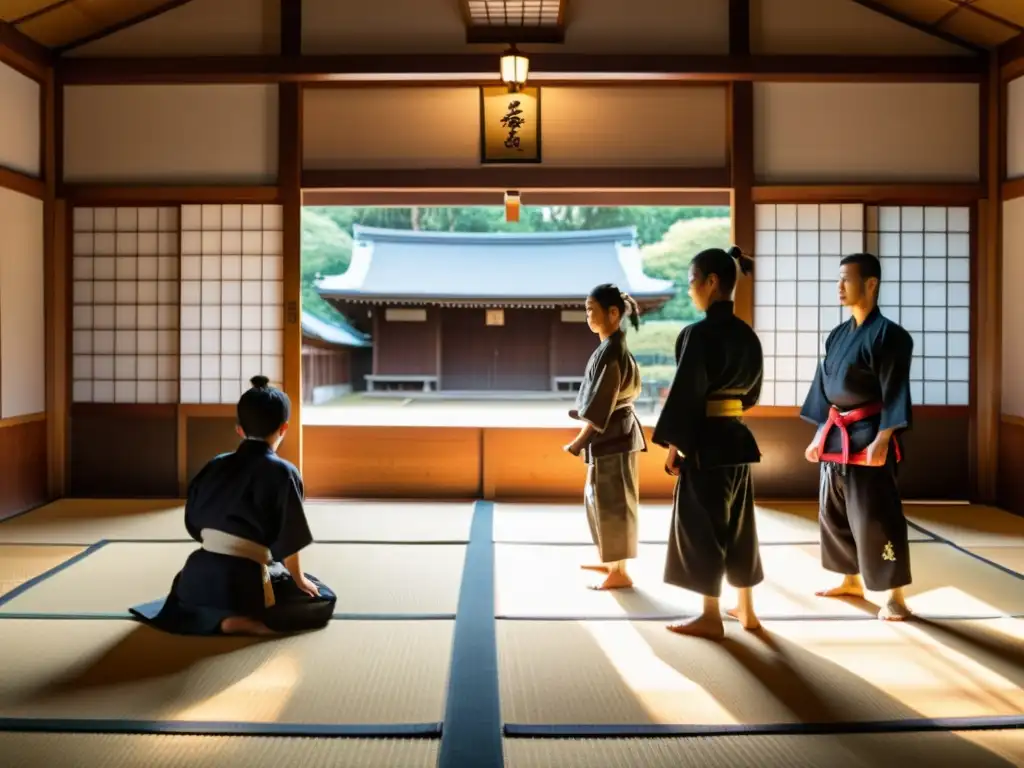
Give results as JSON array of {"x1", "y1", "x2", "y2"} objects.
[{"x1": 479, "y1": 86, "x2": 541, "y2": 164}]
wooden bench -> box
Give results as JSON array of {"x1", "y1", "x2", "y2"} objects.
[{"x1": 365, "y1": 374, "x2": 439, "y2": 393}]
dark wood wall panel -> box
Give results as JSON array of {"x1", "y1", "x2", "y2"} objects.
[
  {"x1": 998, "y1": 418, "x2": 1024, "y2": 516},
  {"x1": 0, "y1": 420, "x2": 48, "y2": 519},
  {"x1": 185, "y1": 416, "x2": 241, "y2": 486},
  {"x1": 552, "y1": 316, "x2": 597, "y2": 377},
  {"x1": 68, "y1": 405, "x2": 177, "y2": 498},
  {"x1": 748, "y1": 414, "x2": 971, "y2": 500},
  {"x1": 376, "y1": 308, "x2": 440, "y2": 376}
]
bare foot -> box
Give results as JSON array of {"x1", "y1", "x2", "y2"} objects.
[
  {"x1": 666, "y1": 613, "x2": 725, "y2": 640},
  {"x1": 878, "y1": 597, "x2": 912, "y2": 621},
  {"x1": 726, "y1": 607, "x2": 761, "y2": 631},
  {"x1": 815, "y1": 582, "x2": 865, "y2": 599},
  {"x1": 580, "y1": 563, "x2": 610, "y2": 573},
  {"x1": 588, "y1": 570, "x2": 634, "y2": 590},
  {"x1": 220, "y1": 616, "x2": 277, "y2": 636}
]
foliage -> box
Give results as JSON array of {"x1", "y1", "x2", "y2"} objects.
[
  {"x1": 627, "y1": 319, "x2": 685, "y2": 356},
  {"x1": 639, "y1": 217, "x2": 732, "y2": 322}
]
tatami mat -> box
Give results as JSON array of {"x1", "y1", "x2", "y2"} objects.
[
  {"x1": 0, "y1": 499, "x2": 474, "y2": 545},
  {"x1": 907, "y1": 504, "x2": 1024, "y2": 548},
  {"x1": 495, "y1": 541, "x2": 1024, "y2": 619},
  {"x1": 965, "y1": 547, "x2": 1024, "y2": 578},
  {"x1": 0, "y1": 542, "x2": 466, "y2": 617},
  {"x1": 0, "y1": 619, "x2": 452, "y2": 724},
  {"x1": 304, "y1": 500, "x2": 474, "y2": 542},
  {"x1": 0, "y1": 500, "x2": 187, "y2": 543},
  {"x1": 0, "y1": 733, "x2": 440, "y2": 768},
  {"x1": 493, "y1": 502, "x2": 931, "y2": 545},
  {"x1": 0, "y1": 545, "x2": 84, "y2": 598},
  {"x1": 503, "y1": 731, "x2": 1024, "y2": 768},
  {"x1": 497, "y1": 617, "x2": 1024, "y2": 726}
]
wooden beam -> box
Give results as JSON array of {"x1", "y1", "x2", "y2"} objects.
[
  {"x1": 1002, "y1": 178, "x2": 1024, "y2": 200},
  {"x1": 0, "y1": 21, "x2": 53, "y2": 82},
  {"x1": 973, "y1": 51, "x2": 1001, "y2": 503},
  {"x1": 63, "y1": 185, "x2": 281, "y2": 205},
  {"x1": 302, "y1": 189, "x2": 731, "y2": 207},
  {"x1": 54, "y1": 0, "x2": 198, "y2": 54},
  {"x1": 56, "y1": 53, "x2": 986, "y2": 86},
  {"x1": 729, "y1": 0, "x2": 750, "y2": 58},
  {"x1": 43, "y1": 62, "x2": 66, "y2": 499},
  {"x1": 466, "y1": 26, "x2": 564, "y2": 44},
  {"x1": 849, "y1": 0, "x2": 984, "y2": 55},
  {"x1": 751, "y1": 183, "x2": 985, "y2": 205},
  {"x1": 0, "y1": 166, "x2": 45, "y2": 199},
  {"x1": 303, "y1": 167, "x2": 730, "y2": 190},
  {"x1": 1000, "y1": 33, "x2": 1024, "y2": 81},
  {"x1": 278, "y1": 0, "x2": 303, "y2": 471},
  {"x1": 729, "y1": 0, "x2": 754, "y2": 327}
]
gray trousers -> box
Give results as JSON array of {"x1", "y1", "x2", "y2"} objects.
[{"x1": 584, "y1": 452, "x2": 640, "y2": 563}]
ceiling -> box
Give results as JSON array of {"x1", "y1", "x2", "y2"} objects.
[
  {"x1": 856, "y1": 0, "x2": 1023, "y2": 49},
  {"x1": 0, "y1": 0, "x2": 1020, "y2": 54}
]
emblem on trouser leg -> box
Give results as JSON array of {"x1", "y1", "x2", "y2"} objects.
[{"x1": 882, "y1": 541, "x2": 896, "y2": 562}]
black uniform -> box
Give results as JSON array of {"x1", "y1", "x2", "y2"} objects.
[
  {"x1": 800, "y1": 306, "x2": 914, "y2": 591},
  {"x1": 131, "y1": 439, "x2": 337, "y2": 634},
  {"x1": 652, "y1": 300, "x2": 765, "y2": 598}
]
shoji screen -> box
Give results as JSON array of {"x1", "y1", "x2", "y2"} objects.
[
  {"x1": 752, "y1": 203, "x2": 864, "y2": 406},
  {"x1": 71, "y1": 207, "x2": 180, "y2": 404},
  {"x1": 178, "y1": 204, "x2": 284, "y2": 404}
]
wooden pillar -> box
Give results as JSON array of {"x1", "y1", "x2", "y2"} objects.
[
  {"x1": 972, "y1": 50, "x2": 1002, "y2": 502},
  {"x1": 729, "y1": 0, "x2": 754, "y2": 325},
  {"x1": 43, "y1": 58, "x2": 66, "y2": 498},
  {"x1": 278, "y1": 0, "x2": 303, "y2": 469}
]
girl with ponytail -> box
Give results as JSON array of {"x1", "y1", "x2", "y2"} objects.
[
  {"x1": 563, "y1": 283, "x2": 648, "y2": 590},
  {"x1": 652, "y1": 246, "x2": 767, "y2": 639}
]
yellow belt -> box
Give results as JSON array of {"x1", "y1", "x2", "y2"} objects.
[
  {"x1": 705, "y1": 398, "x2": 743, "y2": 418},
  {"x1": 200, "y1": 528, "x2": 275, "y2": 608}
]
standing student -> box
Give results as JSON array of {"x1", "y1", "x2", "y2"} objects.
[
  {"x1": 132, "y1": 375, "x2": 337, "y2": 636},
  {"x1": 801, "y1": 252, "x2": 914, "y2": 621},
  {"x1": 653, "y1": 247, "x2": 764, "y2": 640},
  {"x1": 564, "y1": 284, "x2": 648, "y2": 591}
]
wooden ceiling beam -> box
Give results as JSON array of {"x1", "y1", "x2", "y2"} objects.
[
  {"x1": 54, "y1": 0, "x2": 197, "y2": 54},
  {"x1": 0, "y1": 21, "x2": 52, "y2": 81},
  {"x1": 849, "y1": 0, "x2": 985, "y2": 54},
  {"x1": 56, "y1": 52, "x2": 985, "y2": 85},
  {"x1": 465, "y1": 25, "x2": 564, "y2": 44},
  {"x1": 999, "y1": 32, "x2": 1024, "y2": 80}
]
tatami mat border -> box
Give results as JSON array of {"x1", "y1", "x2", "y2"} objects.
[
  {"x1": 438, "y1": 501, "x2": 504, "y2": 768},
  {"x1": 0, "y1": 541, "x2": 109, "y2": 609},
  {"x1": 0, "y1": 718, "x2": 442, "y2": 738},
  {"x1": 503, "y1": 715, "x2": 1024, "y2": 738}
]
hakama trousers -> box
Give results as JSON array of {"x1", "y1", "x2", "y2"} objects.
[
  {"x1": 584, "y1": 452, "x2": 640, "y2": 563},
  {"x1": 819, "y1": 460, "x2": 912, "y2": 591},
  {"x1": 664, "y1": 463, "x2": 763, "y2": 598},
  {"x1": 137, "y1": 552, "x2": 338, "y2": 636}
]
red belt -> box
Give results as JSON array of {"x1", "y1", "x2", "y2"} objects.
[{"x1": 817, "y1": 403, "x2": 902, "y2": 465}]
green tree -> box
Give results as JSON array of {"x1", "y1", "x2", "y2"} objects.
[
  {"x1": 640, "y1": 217, "x2": 733, "y2": 322},
  {"x1": 302, "y1": 208, "x2": 353, "y2": 321}
]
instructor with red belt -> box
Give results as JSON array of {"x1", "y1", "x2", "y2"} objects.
[{"x1": 800, "y1": 252, "x2": 915, "y2": 621}]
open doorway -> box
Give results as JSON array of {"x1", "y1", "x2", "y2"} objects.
[{"x1": 300, "y1": 203, "x2": 731, "y2": 427}]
